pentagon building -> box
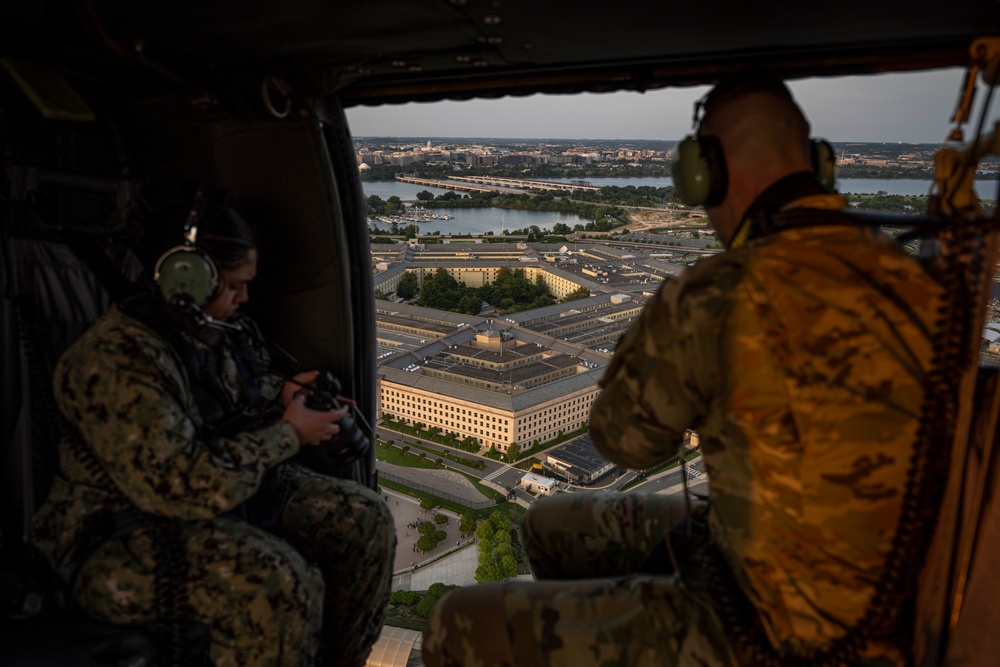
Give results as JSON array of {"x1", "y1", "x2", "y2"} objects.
[{"x1": 373, "y1": 242, "x2": 669, "y2": 455}]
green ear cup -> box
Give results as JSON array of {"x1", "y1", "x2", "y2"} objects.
[
  {"x1": 154, "y1": 247, "x2": 219, "y2": 306},
  {"x1": 672, "y1": 135, "x2": 727, "y2": 208}
]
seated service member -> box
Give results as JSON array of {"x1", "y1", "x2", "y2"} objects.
[
  {"x1": 32, "y1": 194, "x2": 395, "y2": 667},
  {"x1": 423, "y1": 72, "x2": 942, "y2": 667}
]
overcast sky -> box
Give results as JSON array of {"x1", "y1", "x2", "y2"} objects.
[{"x1": 346, "y1": 67, "x2": 999, "y2": 145}]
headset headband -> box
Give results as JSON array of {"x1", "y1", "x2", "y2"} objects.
[
  {"x1": 693, "y1": 69, "x2": 802, "y2": 134},
  {"x1": 183, "y1": 185, "x2": 210, "y2": 246},
  {"x1": 154, "y1": 185, "x2": 233, "y2": 307},
  {"x1": 672, "y1": 70, "x2": 835, "y2": 208}
]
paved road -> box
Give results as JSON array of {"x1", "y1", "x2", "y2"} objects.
[
  {"x1": 634, "y1": 458, "x2": 708, "y2": 495},
  {"x1": 377, "y1": 425, "x2": 708, "y2": 506}
]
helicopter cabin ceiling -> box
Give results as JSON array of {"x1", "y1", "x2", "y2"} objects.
[{"x1": 1, "y1": 0, "x2": 999, "y2": 107}]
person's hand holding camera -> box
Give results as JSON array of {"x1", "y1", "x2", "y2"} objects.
[{"x1": 282, "y1": 371, "x2": 349, "y2": 446}]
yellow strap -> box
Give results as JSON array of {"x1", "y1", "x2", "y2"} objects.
[{"x1": 729, "y1": 193, "x2": 849, "y2": 250}]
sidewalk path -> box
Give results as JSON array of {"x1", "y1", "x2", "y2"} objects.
[{"x1": 383, "y1": 487, "x2": 477, "y2": 575}]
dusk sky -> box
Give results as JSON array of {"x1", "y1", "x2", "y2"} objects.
[{"x1": 346, "y1": 67, "x2": 1000, "y2": 145}]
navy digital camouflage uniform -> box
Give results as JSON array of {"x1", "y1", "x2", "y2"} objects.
[
  {"x1": 424, "y1": 194, "x2": 942, "y2": 667},
  {"x1": 32, "y1": 304, "x2": 396, "y2": 667}
]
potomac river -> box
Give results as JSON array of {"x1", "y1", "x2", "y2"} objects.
[{"x1": 363, "y1": 176, "x2": 997, "y2": 237}]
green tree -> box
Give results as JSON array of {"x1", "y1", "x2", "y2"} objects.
[
  {"x1": 562, "y1": 286, "x2": 591, "y2": 302},
  {"x1": 420, "y1": 498, "x2": 436, "y2": 511},
  {"x1": 384, "y1": 195, "x2": 404, "y2": 216},
  {"x1": 500, "y1": 554, "x2": 518, "y2": 579},
  {"x1": 416, "y1": 190, "x2": 434, "y2": 201},
  {"x1": 475, "y1": 511, "x2": 517, "y2": 583},
  {"x1": 475, "y1": 560, "x2": 502, "y2": 583},
  {"x1": 458, "y1": 293, "x2": 482, "y2": 315},
  {"x1": 489, "y1": 511, "x2": 511, "y2": 534},
  {"x1": 416, "y1": 268, "x2": 463, "y2": 310},
  {"x1": 390, "y1": 590, "x2": 420, "y2": 606},
  {"x1": 475, "y1": 518, "x2": 496, "y2": 543},
  {"x1": 507, "y1": 442, "x2": 522, "y2": 463},
  {"x1": 365, "y1": 194, "x2": 385, "y2": 215},
  {"x1": 397, "y1": 272, "x2": 419, "y2": 299},
  {"x1": 414, "y1": 583, "x2": 459, "y2": 618},
  {"x1": 460, "y1": 515, "x2": 477, "y2": 533}
]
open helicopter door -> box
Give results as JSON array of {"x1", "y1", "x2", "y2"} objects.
[{"x1": 913, "y1": 37, "x2": 1000, "y2": 667}]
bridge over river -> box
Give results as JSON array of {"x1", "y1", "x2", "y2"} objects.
[{"x1": 395, "y1": 175, "x2": 601, "y2": 194}]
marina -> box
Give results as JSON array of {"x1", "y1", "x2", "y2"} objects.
[{"x1": 372, "y1": 209, "x2": 454, "y2": 227}]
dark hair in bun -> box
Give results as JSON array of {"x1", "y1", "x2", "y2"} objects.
[{"x1": 196, "y1": 206, "x2": 257, "y2": 270}]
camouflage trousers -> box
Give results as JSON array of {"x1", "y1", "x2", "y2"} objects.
[
  {"x1": 74, "y1": 464, "x2": 396, "y2": 667},
  {"x1": 424, "y1": 492, "x2": 736, "y2": 667}
]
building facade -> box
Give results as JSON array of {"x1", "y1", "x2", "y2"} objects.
[{"x1": 378, "y1": 323, "x2": 606, "y2": 453}]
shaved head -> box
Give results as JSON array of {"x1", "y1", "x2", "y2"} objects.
[
  {"x1": 697, "y1": 75, "x2": 815, "y2": 241},
  {"x1": 700, "y1": 88, "x2": 812, "y2": 173}
]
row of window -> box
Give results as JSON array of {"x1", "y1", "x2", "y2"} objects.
[
  {"x1": 383, "y1": 392, "x2": 596, "y2": 442},
  {"x1": 381, "y1": 392, "x2": 511, "y2": 442},
  {"x1": 384, "y1": 389, "x2": 509, "y2": 424},
  {"x1": 381, "y1": 384, "x2": 598, "y2": 446}
]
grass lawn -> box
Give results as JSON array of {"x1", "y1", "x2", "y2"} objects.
[{"x1": 376, "y1": 440, "x2": 440, "y2": 469}]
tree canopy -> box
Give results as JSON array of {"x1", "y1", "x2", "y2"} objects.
[
  {"x1": 475, "y1": 511, "x2": 519, "y2": 583},
  {"x1": 365, "y1": 194, "x2": 405, "y2": 217},
  {"x1": 396, "y1": 271, "x2": 419, "y2": 299},
  {"x1": 416, "y1": 266, "x2": 555, "y2": 315}
]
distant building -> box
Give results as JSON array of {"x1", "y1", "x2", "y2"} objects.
[
  {"x1": 519, "y1": 472, "x2": 557, "y2": 495},
  {"x1": 542, "y1": 434, "x2": 616, "y2": 484},
  {"x1": 376, "y1": 310, "x2": 607, "y2": 452},
  {"x1": 370, "y1": 242, "x2": 656, "y2": 455}
]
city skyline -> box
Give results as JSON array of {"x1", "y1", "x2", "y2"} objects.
[{"x1": 346, "y1": 67, "x2": 1000, "y2": 145}]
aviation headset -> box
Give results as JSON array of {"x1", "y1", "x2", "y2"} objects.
[
  {"x1": 671, "y1": 73, "x2": 836, "y2": 208},
  {"x1": 153, "y1": 187, "x2": 233, "y2": 307}
]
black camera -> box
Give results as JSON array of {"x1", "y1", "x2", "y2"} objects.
[{"x1": 301, "y1": 371, "x2": 370, "y2": 467}]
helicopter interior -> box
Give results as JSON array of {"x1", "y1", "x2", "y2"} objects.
[{"x1": 2, "y1": 1, "x2": 1000, "y2": 665}]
